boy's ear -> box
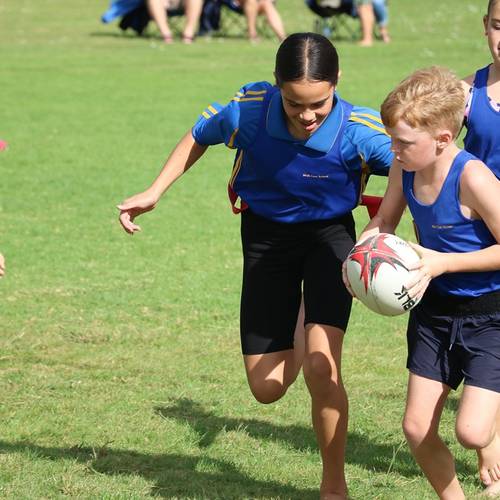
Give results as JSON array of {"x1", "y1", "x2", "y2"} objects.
[
  {"x1": 484, "y1": 14, "x2": 488, "y2": 35},
  {"x1": 436, "y1": 130, "x2": 454, "y2": 149}
]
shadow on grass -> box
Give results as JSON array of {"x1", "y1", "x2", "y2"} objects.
[
  {"x1": 88, "y1": 31, "x2": 250, "y2": 41},
  {"x1": 88, "y1": 31, "x2": 156, "y2": 40},
  {"x1": 156, "y1": 397, "x2": 475, "y2": 478},
  {"x1": 0, "y1": 398, "x2": 474, "y2": 497},
  {"x1": 0, "y1": 439, "x2": 315, "y2": 499}
]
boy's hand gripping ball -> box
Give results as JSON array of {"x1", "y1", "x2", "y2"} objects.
[{"x1": 346, "y1": 233, "x2": 421, "y2": 316}]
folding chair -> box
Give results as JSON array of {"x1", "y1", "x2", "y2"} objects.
[{"x1": 305, "y1": 0, "x2": 359, "y2": 41}]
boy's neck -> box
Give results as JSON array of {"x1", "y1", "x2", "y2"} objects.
[
  {"x1": 489, "y1": 63, "x2": 500, "y2": 84},
  {"x1": 414, "y1": 143, "x2": 461, "y2": 183},
  {"x1": 487, "y1": 65, "x2": 500, "y2": 102}
]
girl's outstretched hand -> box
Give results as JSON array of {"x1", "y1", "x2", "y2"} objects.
[
  {"x1": 117, "y1": 190, "x2": 159, "y2": 234},
  {"x1": 0, "y1": 253, "x2": 5, "y2": 277},
  {"x1": 406, "y1": 243, "x2": 448, "y2": 299}
]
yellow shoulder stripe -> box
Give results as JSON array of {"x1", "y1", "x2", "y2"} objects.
[
  {"x1": 351, "y1": 112, "x2": 383, "y2": 125},
  {"x1": 244, "y1": 90, "x2": 267, "y2": 96},
  {"x1": 349, "y1": 116, "x2": 388, "y2": 135},
  {"x1": 232, "y1": 97, "x2": 265, "y2": 102},
  {"x1": 202, "y1": 104, "x2": 219, "y2": 120}
]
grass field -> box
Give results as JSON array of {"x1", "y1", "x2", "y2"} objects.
[{"x1": 0, "y1": 0, "x2": 493, "y2": 498}]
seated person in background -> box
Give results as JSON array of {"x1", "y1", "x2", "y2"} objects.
[
  {"x1": 234, "y1": 0, "x2": 286, "y2": 42},
  {"x1": 147, "y1": 0, "x2": 203, "y2": 43},
  {"x1": 356, "y1": 0, "x2": 390, "y2": 46},
  {"x1": 371, "y1": 0, "x2": 390, "y2": 43},
  {"x1": 355, "y1": 0, "x2": 391, "y2": 47},
  {"x1": 305, "y1": 0, "x2": 389, "y2": 45}
]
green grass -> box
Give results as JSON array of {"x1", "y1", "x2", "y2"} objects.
[{"x1": 0, "y1": 0, "x2": 492, "y2": 498}]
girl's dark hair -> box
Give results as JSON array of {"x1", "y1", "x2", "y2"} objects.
[
  {"x1": 275, "y1": 32, "x2": 339, "y2": 87},
  {"x1": 488, "y1": 0, "x2": 499, "y2": 15}
]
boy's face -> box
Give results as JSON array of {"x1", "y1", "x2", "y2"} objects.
[
  {"x1": 387, "y1": 120, "x2": 439, "y2": 172},
  {"x1": 484, "y1": 3, "x2": 500, "y2": 67},
  {"x1": 280, "y1": 79, "x2": 335, "y2": 140}
]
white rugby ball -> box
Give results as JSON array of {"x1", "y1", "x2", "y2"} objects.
[{"x1": 346, "y1": 233, "x2": 421, "y2": 316}]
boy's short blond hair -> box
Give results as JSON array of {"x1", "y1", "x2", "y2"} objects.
[{"x1": 380, "y1": 66, "x2": 464, "y2": 138}]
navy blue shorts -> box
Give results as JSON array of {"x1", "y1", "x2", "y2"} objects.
[
  {"x1": 240, "y1": 210, "x2": 355, "y2": 355},
  {"x1": 407, "y1": 289, "x2": 500, "y2": 392}
]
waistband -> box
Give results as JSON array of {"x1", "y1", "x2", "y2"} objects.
[
  {"x1": 242, "y1": 208, "x2": 354, "y2": 228},
  {"x1": 419, "y1": 288, "x2": 500, "y2": 317}
]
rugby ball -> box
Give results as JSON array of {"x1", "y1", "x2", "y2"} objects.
[{"x1": 346, "y1": 233, "x2": 421, "y2": 316}]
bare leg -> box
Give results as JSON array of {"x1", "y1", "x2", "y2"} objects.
[
  {"x1": 483, "y1": 410, "x2": 500, "y2": 497},
  {"x1": 302, "y1": 324, "x2": 348, "y2": 500},
  {"x1": 258, "y1": 0, "x2": 286, "y2": 41},
  {"x1": 378, "y1": 24, "x2": 390, "y2": 43},
  {"x1": 403, "y1": 373, "x2": 464, "y2": 499},
  {"x1": 239, "y1": 0, "x2": 259, "y2": 41},
  {"x1": 182, "y1": 0, "x2": 203, "y2": 42},
  {"x1": 243, "y1": 349, "x2": 302, "y2": 404},
  {"x1": 357, "y1": 3, "x2": 375, "y2": 47},
  {"x1": 147, "y1": 0, "x2": 173, "y2": 42},
  {"x1": 456, "y1": 386, "x2": 500, "y2": 496}
]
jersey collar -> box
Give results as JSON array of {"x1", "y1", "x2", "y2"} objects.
[{"x1": 265, "y1": 90, "x2": 345, "y2": 153}]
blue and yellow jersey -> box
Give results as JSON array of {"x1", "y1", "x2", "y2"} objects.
[
  {"x1": 192, "y1": 81, "x2": 393, "y2": 223},
  {"x1": 193, "y1": 81, "x2": 270, "y2": 150}
]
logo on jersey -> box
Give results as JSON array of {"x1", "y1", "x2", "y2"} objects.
[{"x1": 350, "y1": 234, "x2": 410, "y2": 292}]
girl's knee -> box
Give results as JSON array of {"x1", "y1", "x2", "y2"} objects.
[
  {"x1": 248, "y1": 379, "x2": 288, "y2": 404},
  {"x1": 303, "y1": 352, "x2": 336, "y2": 382},
  {"x1": 302, "y1": 352, "x2": 339, "y2": 389}
]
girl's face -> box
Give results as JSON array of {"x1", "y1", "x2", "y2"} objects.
[
  {"x1": 280, "y1": 79, "x2": 335, "y2": 140},
  {"x1": 386, "y1": 120, "x2": 439, "y2": 172},
  {"x1": 484, "y1": 2, "x2": 500, "y2": 67}
]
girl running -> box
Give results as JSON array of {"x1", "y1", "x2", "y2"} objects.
[{"x1": 117, "y1": 32, "x2": 392, "y2": 499}]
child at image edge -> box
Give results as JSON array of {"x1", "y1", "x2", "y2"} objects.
[
  {"x1": 346, "y1": 66, "x2": 500, "y2": 499},
  {"x1": 462, "y1": 1, "x2": 500, "y2": 494},
  {"x1": 117, "y1": 33, "x2": 392, "y2": 500}
]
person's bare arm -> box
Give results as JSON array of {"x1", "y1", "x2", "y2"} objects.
[{"x1": 117, "y1": 130, "x2": 208, "y2": 234}]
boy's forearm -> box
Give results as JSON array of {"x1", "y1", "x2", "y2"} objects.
[{"x1": 443, "y1": 245, "x2": 500, "y2": 274}]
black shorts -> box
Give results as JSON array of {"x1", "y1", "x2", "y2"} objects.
[
  {"x1": 240, "y1": 210, "x2": 355, "y2": 355},
  {"x1": 407, "y1": 289, "x2": 500, "y2": 392}
]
